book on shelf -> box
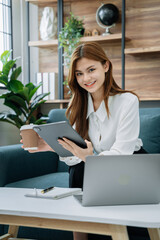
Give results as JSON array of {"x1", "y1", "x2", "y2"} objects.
[
  {"x1": 49, "y1": 72, "x2": 58, "y2": 100},
  {"x1": 43, "y1": 72, "x2": 49, "y2": 100},
  {"x1": 36, "y1": 72, "x2": 58, "y2": 100},
  {"x1": 36, "y1": 72, "x2": 43, "y2": 95}
]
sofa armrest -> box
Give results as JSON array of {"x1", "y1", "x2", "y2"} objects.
[
  {"x1": 0, "y1": 144, "x2": 59, "y2": 187},
  {"x1": 139, "y1": 108, "x2": 160, "y2": 153}
]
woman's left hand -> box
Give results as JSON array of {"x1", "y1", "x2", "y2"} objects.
[{"x1": 58, "y1": 138, "x2": 93, "y2": 162}]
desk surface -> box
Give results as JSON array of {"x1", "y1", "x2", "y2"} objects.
[{"x1": 0, "y1": 187, "x2": 160, "y2": 228}]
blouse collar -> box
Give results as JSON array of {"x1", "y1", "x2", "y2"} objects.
[{"x1": 86, "y1": 93, "x2": 112, "y2": 122}]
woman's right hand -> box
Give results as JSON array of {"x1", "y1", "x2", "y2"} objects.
[{"x1": 20, "y1": 135, "x2": 55, "y2": 153}]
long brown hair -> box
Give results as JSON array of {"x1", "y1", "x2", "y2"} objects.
[{"x1": 66, "y1": 42, "x2": 138, "y2": 139}]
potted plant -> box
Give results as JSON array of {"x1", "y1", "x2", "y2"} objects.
[
  {"x1": 0, "y1": 50, "x2": 49, "y2": 129},
  {"x1": 59, "y1": 12, "x2": 84, "y2": 88}
]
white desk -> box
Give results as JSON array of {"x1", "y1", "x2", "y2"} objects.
[{"x1": 0, "y1": 187, "x2": 160, "y2": 240}]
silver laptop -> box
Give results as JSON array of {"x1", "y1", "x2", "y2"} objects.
[{"x1": 74, "y1": 154, "x2": 160, "y2": 206}]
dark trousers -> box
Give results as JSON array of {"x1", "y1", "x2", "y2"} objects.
[{"x1": 69, "y1": 147, "x2": 150, "y2": 240}]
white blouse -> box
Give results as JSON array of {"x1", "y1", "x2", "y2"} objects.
[{"x1": 60, "y1": 93, "x2": 143, "y2": 166}]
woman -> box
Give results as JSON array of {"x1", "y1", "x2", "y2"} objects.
[
  {"x1": 58, "y1": 42, "x2": 146, "y2": 187},
  {"x1": 22, "y1": 42, "x2": 147, "y2": 240}
]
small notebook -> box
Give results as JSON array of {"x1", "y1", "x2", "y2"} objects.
[{"x1": 25, "y1": 187, "x2": 82, "y2": 200}]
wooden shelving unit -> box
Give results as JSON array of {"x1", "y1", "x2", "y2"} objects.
[
  {"x1": 45, "y1": 99, "x2": 70, "y2": 109},
  {"x1": 28, "y1": 39, "x2": 58, "y2": 47},
  {"x1": 140, "y1": 97, "x2": 160, "y2": 101},
  {"x1": 27, "y1": 0, "x2": 160, "y2": 102},
  {"x1": 28, "y1": 33, "x2": 127, "y2": 48},
  {"x1": 80, "y1": 33, "x2": 127, "y2": 43},
  {"x1": 26, "y1": 0, "x2": 87, "y2": 4},
  {"x1": 125, "y1": 46, "x2": 160, "y2": 55},
  {"x1": 45, "y1": 99, "x2": 70, "y2": 104},
  {"x1": 26, "y1": 0, "x2": 57, "y2": 3}
]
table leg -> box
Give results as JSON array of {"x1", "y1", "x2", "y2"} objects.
[
  {"x1": 111, "y1": 226, "x2": 129, "y2": 240},
  {"x1": 8, "y1": 226, "x2": 19, "y2": 239},
  {"x1": 0, "y1": 234, "x2": 11, "y2": 240},
  {"x1": 148, "y1": 228, "x2": 160, "y2": 240},
  {"x1": 0, "y1": 226, "x2": 19, "y2": 240}
]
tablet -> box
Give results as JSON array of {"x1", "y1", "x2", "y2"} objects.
[{"x1": 33, "y1": 121, "x2": 87, "y2": 157}]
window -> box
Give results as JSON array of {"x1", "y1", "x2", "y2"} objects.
[{"x1": 0, "y1": 0, "x2": 12, "y2": 80}]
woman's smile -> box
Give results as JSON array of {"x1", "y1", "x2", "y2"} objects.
[{"x1": 85, "y1": 80, "x2": 96, "y2": 87}]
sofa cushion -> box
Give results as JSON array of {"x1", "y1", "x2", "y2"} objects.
[
  {"x1": 139, "y1": 114, "x2": 160, "y2": 153},
  {"x1": 0, "y1": 144, "x2": 59, "y2": 187},
  {"x1": 47, "y1": 109, "x2": 68, "y2": 123},
  {"x1": 139, "y1": 107, "x2": 160, "y2": 116},
  {"x1": 5, "y1": 172, "x2": 69, "y2": 189},
  {"x1": 57, "y1": 159, "x2": 69, "y2": 172}
]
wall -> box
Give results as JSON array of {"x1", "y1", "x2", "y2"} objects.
[{"x1": 125, "y1": 0, "x2": 160, "y2": 100}]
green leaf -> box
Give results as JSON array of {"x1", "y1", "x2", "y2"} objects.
[
  {"x1": 34, "y1": 119, "x2": 46, "y2": 125},
  {"x1": 0, "y1": 92, "x2": 13, "y2": 99},
  {"x1": 17, "y1": 87, "x2": 30, "y2": 102},
  {"x1": 7, "y1": 113, "x2": 24, "y2": 128},
  {"x1": 31, "y1": 93, "x2": 49, "y2": 107},
  {"x1": 0, "y1": 111, "x2": 22, "y2": 128},
  {"x1": 19, "y1": 107, "x2": 28, "y2": 119},
  {"x1": 2, "y1": 59, "x2": 16, "y2": 76},
  {"x1": 0, "y1": 112, "x2": 9, "y2": 119},
  {"x1": 28, "y1": 115, "x2": 36, "y2": 124},
  {"x1": 7, "y1": 80, "x2": 24, "y2": 93},
  {"x1": 7, "y1": 95, "x2": 28, "y2": 112},
  {"x1": 0, "y1": 50, "x2": 11, "y2": 65},
  {"x1": 4, "y1": 100, "x2": 22, "y2": 116},
  {"x1": 28, "y1": 100, "x2": 46, "y2": 119},
  {"x1": 10, "y1": 66, "x2": 22, "y2": 80},
  {"x1": 28, "y1": 84, "x2": 42, "y2": 101},
  {"x1": 25, "y1": 82, "x2": 35, "y2": 93},
  {"x1": 0, "y1": 75, "x2": 8, "y2": 86}
]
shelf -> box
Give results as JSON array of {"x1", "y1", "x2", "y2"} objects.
[
  {"x1": 45, "y1": 99, "x2": 70, "y2": 104},
  {"x1": 28, "y1": 34, "x2": 127, "y2": 48},
  {"x1": 26, "y1": 0, "x2": 86, "y2": 5},
  {"x1": 28, "y1": 40, "x2": 58, "y2": 47},
  {"x1": 80, "y1": 33, "x2": 128, "y2": 43},
  {"x1": 26, "y1": 0, "x2": 57, "y2": 4},
  {"x1": 125, "y1": 46, "x2": 160, "y2": 55},
  {"x1": 44, "y1": 99, "x2": 70, "y2": 109},
  {"x1": 140, "y1": 97, "x2": 160, "y2": 101}
]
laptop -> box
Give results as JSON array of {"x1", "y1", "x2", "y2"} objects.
[{"x1": 74, "y1": 154, "x2": 160, "y2": 206}]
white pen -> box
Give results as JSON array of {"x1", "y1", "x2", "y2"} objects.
[{"x1": 54, "y1": 190, "x2": 82, "y2": 199}]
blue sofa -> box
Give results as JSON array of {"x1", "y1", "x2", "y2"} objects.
[{"x1": 0, "y1": 107, "x2": 160, "y2": 240}]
